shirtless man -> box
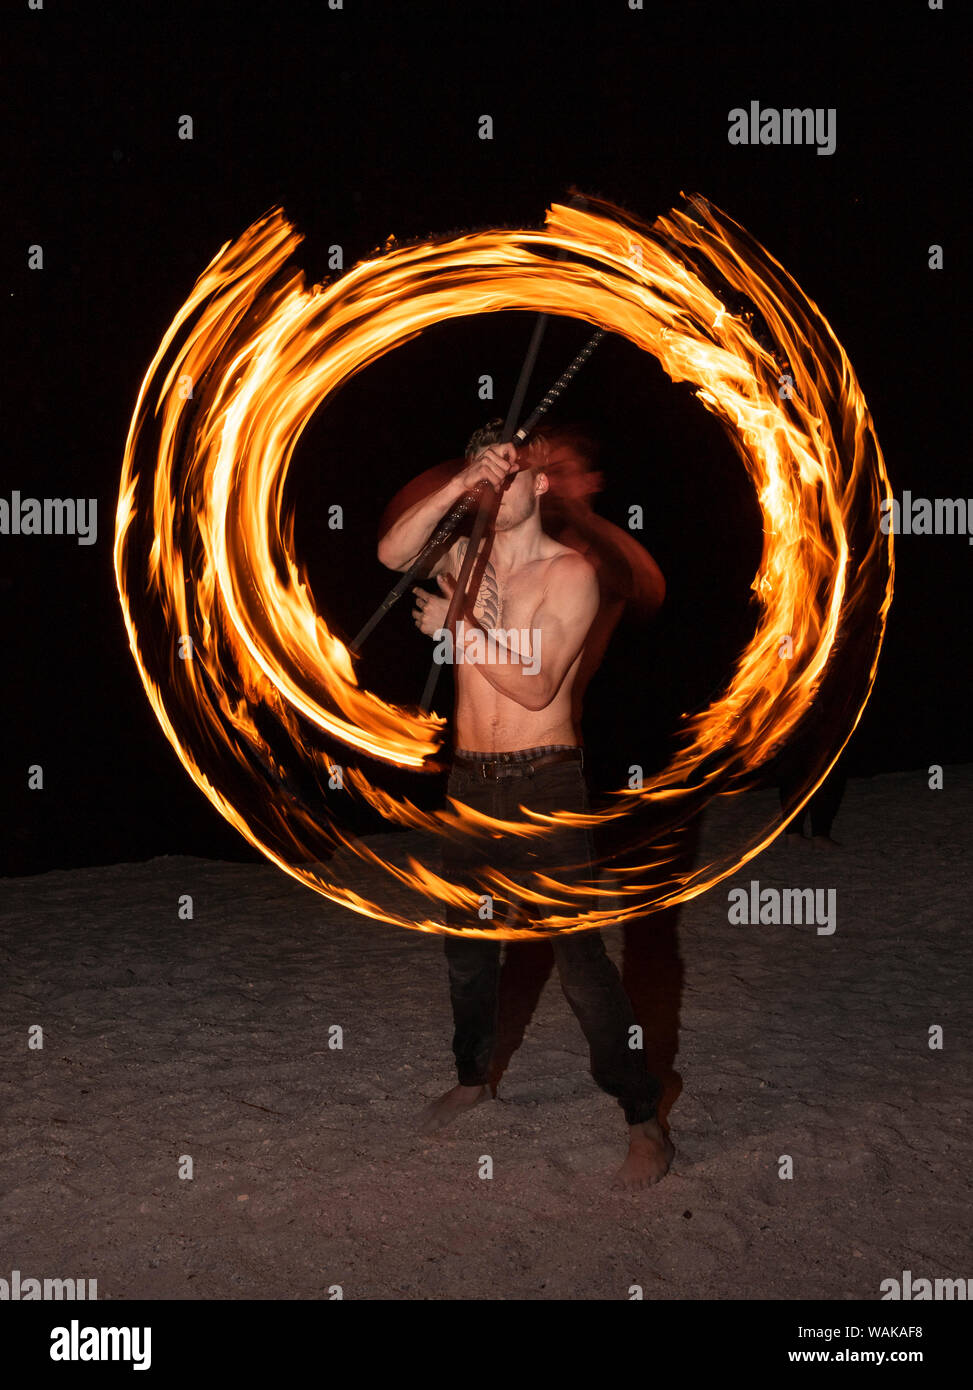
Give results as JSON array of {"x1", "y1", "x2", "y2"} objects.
[{"x1": 377, "y1": 422, "x2": 673, "y2": 1189}]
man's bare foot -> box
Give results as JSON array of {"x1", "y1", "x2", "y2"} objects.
[
  {"x1": 611, "y1": 1117, "x2": 674, "y2": 1191},
  {"x1": 812, "y1": 834, "x2": 841, "y2": 850},
  {"x1": 418, "y1": 1083, "x2": 488, "y2": 1134}
]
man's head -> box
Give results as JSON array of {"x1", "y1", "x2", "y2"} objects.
[
  {"x1": 464, "y1": 418, "x2": 505, "y2": 462},
  {"x1": 465, "y1": 418, "x2": 550, "y2": 532}
]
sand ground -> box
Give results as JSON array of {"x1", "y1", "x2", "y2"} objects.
[{"x1": 1, "y1": 767, "x2": 970, "y2": 1300}]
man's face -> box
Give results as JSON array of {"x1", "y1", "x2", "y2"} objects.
[{"x1": 495, "y1": 462, "x2": 546, "y2": 531}]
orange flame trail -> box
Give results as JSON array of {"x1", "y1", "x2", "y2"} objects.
[{"x1": 114, "y1": 194, "x2": 893, "y2": 937}]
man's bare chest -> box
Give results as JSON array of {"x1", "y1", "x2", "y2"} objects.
[{"x1": 455, "y1": 540, "x2": 544, "y2": 631}]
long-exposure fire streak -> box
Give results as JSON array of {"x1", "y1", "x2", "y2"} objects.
[{"x1": 114, "y1": 193, "x2": 893, "y2": 938}]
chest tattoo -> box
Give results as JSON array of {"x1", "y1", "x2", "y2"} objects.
[{"x1": 457, "y1": 540, "x2": 501, "y2": 629}]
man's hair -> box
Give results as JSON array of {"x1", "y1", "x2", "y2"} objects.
[{"x1": 464, "y1": 418, "x2": 504, "y2": 460}]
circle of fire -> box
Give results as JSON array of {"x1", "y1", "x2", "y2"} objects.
[{"x1": 114, "y1": 194, "x2": 893, "y2": 938}]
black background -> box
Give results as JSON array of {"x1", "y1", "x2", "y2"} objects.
[{"x1": 3, "y1": 0, "x2": 965, "y2": 875}]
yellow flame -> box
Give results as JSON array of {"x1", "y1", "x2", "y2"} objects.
[{"x1": 114, "y1": 193, "x2": 893, "y2": 937}]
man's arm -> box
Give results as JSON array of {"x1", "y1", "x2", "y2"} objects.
[
  {"x1": 376, "y1": 444, "x2": 519, "y2": 574},
  {"x1": 464, "y1": 551, "x2": 599, "y2": 712}
]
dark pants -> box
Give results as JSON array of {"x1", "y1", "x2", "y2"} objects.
[{"x1": 442, "y1": 750, "x2": 662, "y2": 1126}]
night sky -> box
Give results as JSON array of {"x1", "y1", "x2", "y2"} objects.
[{"x1": 3, "y1": 0, "x2": 966, "y2": 875}]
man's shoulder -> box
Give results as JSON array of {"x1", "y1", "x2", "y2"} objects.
[
  {"x1": 546, "y1": 541, "x2": 596, "y2": 574},
  {"x1": 543, "y1": 544, "x2": 598, "y2": 597}
]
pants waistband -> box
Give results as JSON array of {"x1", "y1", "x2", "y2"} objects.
[{"x1": 451, "y1": 746, "x2": 583, "y2": 779}]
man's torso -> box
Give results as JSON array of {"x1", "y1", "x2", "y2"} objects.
[{"x1": 444, "y1": 535, "x2": 586, "y2": 752}]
